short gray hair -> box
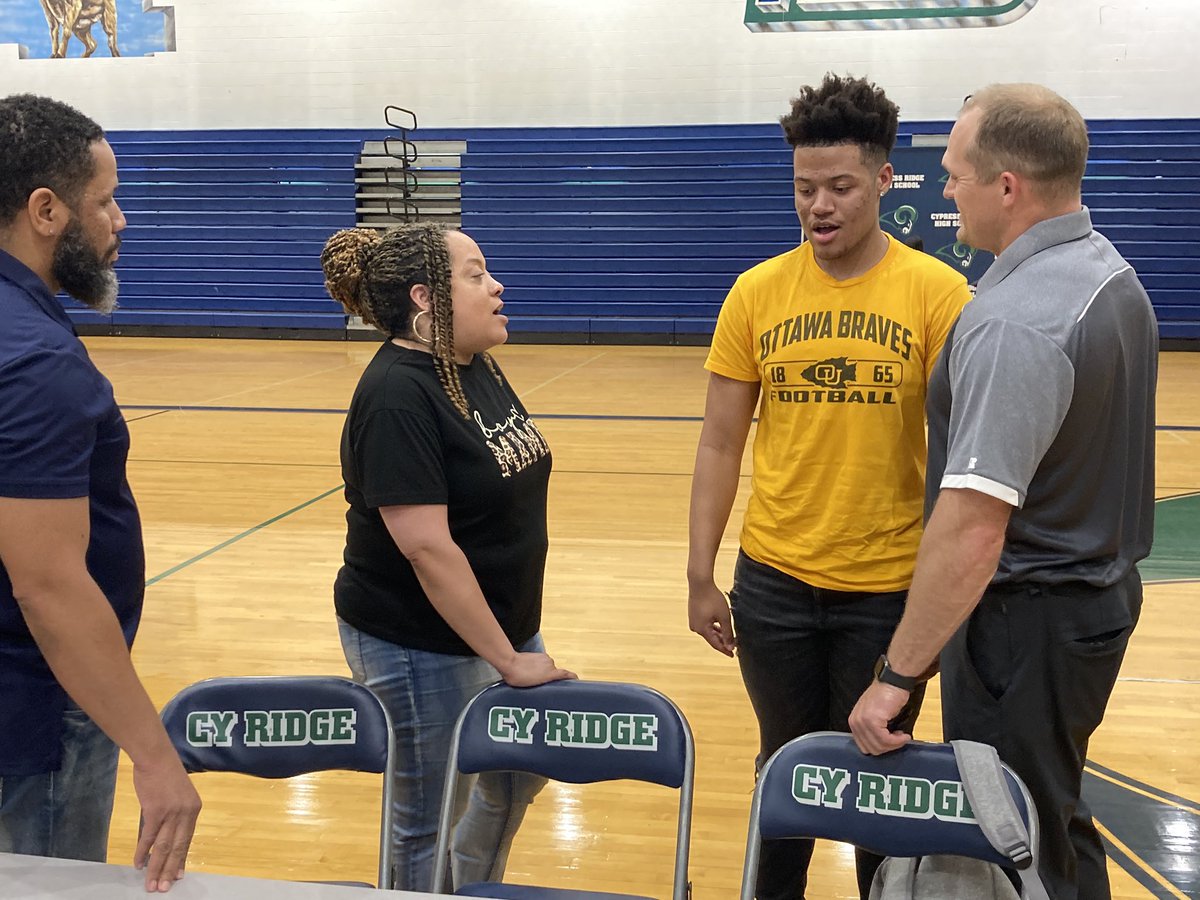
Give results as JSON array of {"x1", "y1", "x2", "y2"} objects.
[{"x1": 963, "y1": 84, "x2": 1088, "y2": 201}]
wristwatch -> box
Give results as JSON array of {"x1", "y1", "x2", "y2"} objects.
[{"x1": 873, "y1": 654, "x2": 918, "y2": 692}]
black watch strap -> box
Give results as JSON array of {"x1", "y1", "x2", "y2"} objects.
[{"x1": 874, "y1": 653, "x2": 918, "y2": 692}]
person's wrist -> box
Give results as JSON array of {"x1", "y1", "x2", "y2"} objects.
[
  {"x1": 131, "y1": 740, "x2": 185, "y2": 772},
  {"x1": 493, "y1": 648, "x2": 520, "y2": 680},
  {"x1": 873, "y1": 653, "x2": 918, "y2": 692}
]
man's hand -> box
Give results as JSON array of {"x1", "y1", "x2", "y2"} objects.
[
  {"x1": 499, "y1": 651, "x2": 577, "y2": 688},
  {"x1": 688, "y1": 581, "x2": 736, "y2": 657},
  {"x1": 133, "y1": 756, "x2": 202, "y2": 893},
  {"x1": 849, "y1": 681, "x2": 914, "y2": 756}
]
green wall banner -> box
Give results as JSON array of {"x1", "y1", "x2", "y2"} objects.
[{"x1": 745, "y1": 0, "x2": 1039, "y2": 32}]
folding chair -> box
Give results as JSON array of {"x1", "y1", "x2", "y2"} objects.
[
  {"x1": 740, "y1": 732, "x2": 1043, "y2": 899},
  {"x1": 431, "y1": 679, "x2": 694, "y2": 899},
  {"x1": 159, "y1": 675, "x2": 395, "y2": 889}
]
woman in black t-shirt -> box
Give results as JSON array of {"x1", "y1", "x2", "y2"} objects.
[{"x1": 321, "y1": 224, "x2": 575, "y2": 892}]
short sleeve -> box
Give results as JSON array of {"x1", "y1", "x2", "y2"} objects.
[
  {"x1": 924, "y1": 280, "x2": 973, "y2": 381},
  {"x1": 941, "y1": 319, "x2": 1074, "y2": 507},
  {"x1": 705, "y1": 277, "x2": 760, "y2": 382},
  {"x1": 0, "y1": 350, "x2": 98, "y2": 499},
  {"x1": 351, "y1": 404, "x2": 448, "y2": 509}
]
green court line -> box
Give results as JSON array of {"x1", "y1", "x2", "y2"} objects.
[
  {"x1": 1143, "y1": 492, "x2": 1200, "y2": 583},
  {"x1": 141, "y1": 481, "x2": 1199, "y2": 587},
  {"x1": 144, "y1": 484, "x2": 344, "y2": 587}
]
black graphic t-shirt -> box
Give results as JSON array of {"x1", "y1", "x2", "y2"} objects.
[{"x1": 335, "y1": 342, "x2": 551, "y2": 655}]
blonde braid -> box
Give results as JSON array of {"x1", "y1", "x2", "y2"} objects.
[
  {"x1": 320, "y1": 228, "x2": 383, "y2": 326},
  {"x1": 480, "y1": 353, "x2": 504, "y2": 386}
]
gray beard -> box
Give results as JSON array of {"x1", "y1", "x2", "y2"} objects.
[
  {"x1": 51, "y1": 221, "x2": 120, "y2": 314},
  {"x1": 83, "y1": 269, "x2": 119, "y2": 315}
]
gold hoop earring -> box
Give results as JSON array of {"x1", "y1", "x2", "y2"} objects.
[{"x1": 411, "y1": 309, "x2": 434, "y2": 347}]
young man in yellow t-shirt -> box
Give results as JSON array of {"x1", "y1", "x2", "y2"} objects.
[{"x1": 686, "y1": 73, "x2": 972, "y2": 900}]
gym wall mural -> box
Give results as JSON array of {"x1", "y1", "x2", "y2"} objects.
[{"x1": 0, "y1": 0, "x2": 174, "y2": 58}]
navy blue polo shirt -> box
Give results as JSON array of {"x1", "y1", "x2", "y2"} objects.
[{"x1": 0, "y1": 249, "x2": 145, "y2": 775}]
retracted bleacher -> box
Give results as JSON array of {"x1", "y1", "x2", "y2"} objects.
[
  {"x1": 72, "y1": 129, "x2": 361, "y2": 335},
  {"x1": 72, "y1": 120, "x2": 1199, "y2": 342},
  {"x1": 904, "y1": 117, "x2": 1200, "y2": 341}
]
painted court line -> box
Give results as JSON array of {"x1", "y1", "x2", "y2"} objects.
[
  {"x1": 144, "y1": 484, "x2": 344, "y2": 587},
  {"x1": 1087, "y1": 762, "x2": 1200, "y2": 815},
  {"x1": 520, "y1": 350, "x2": 611, "y2": 396},
  {"x1": 1096, "y1": 819, "x2": 1189, "y2": 900},
  {"x1": 122, "y1": 403, "x2": 705, "y2": 422},
  {"x1": 120, "y1": 404, "x2": 1200, "y2": 432}
]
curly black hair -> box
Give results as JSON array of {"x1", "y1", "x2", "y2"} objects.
[
  {"x1": 0, "y1": 94, "x2": 104, "y2": 226},
  {"x1": 780, "y1": 73, "x2": 899, "y2": 167}
]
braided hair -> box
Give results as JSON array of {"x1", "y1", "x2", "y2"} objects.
[{"x1": 321, "y1": 223, "x2": 501, "y2": 419}]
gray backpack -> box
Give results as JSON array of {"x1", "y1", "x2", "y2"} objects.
[{"x1": 869, "y1": 741, "x2": 1051, "y2": 900}]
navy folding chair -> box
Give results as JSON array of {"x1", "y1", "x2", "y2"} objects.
[
  {"x1": 160, "y1": 675, "x2": 396, "y2": 889},
  {"x1": 431, "y1": 679, "x2": 694, "y2": 899},
  {"x1": 740, "y1": 732, "x2": 1042, "y2": 899}
]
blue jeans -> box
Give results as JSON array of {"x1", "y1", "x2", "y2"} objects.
[
  {"x1": 729, "y1": 551, "x2": 924, "y2": 900},
  {"x1": 0, "y1": 702, "x2": 119, "y2": 861},
  {"x1": 338, "y1": 619, "x2": 547, "y2": 892}
]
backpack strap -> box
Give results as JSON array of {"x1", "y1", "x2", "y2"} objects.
[{"x1": 951, "y1": 740, "x2": 1052, "y2": 900}]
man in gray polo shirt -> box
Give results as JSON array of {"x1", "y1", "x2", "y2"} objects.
[{"x1": 849, "y1": 84, "x2": 1157, "y2": 900}]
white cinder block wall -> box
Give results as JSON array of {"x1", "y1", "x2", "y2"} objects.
[{"x1": 0, "y1": 0, "x2": 1195, "y2": 129}]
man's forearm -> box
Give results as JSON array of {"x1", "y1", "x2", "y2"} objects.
[
  {"x1": 16, "y1": 577, "x2": 179, "y2": 768},
  {"x1": 885, "y1": 488, "x2": 1010, "y2": 677},
  {"x1": 687, "y1": 444, "x2": 743, "y2": 584}
]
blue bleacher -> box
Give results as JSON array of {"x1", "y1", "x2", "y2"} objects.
[
  {"x1": 445, "y1": 121, "x2": 1198, "y2": 341},
  {"x1": 68, "y1": 121, "x2": 1200, "y2": 341},
  {"x1": 67, "y1": 129, "x2": 360, "y2": 332}
]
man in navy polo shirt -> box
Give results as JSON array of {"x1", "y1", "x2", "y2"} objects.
[{"x1": 0, "y1": 94, "x2": 200, "y2": 893}]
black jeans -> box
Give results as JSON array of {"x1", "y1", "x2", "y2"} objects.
[
  {"x1": 730, "y1": 551, "x2": 923, "y2": 900},
  {"x1": 941, "y1": 571, "x2": 1141, "y2": 900}
]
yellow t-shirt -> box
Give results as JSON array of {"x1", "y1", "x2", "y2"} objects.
[{"x1": 706, "y1": 236, "x2": 972, "y2": 592}]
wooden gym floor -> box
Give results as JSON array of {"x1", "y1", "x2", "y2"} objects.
[{"x1": 85, "y1": 338, "x2": 1199, "y2": 898}]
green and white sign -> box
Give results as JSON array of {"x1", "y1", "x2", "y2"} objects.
[
  {"x1": 185, "y1": 708, "x2": 358, "y2": 747},
  {"x1": 793, "y1": 763, "x2": 978, "y2": 822},
  {"x1": 745, "y1": 0, "x2": 1039, "y2": 32},
  {"x1": 488, "y1": 706, "x2": 660, "y2": 752}
]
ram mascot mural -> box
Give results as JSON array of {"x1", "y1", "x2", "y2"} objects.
[{"x1": 39, "y1": 0, "x2": 120, "y2": 58}]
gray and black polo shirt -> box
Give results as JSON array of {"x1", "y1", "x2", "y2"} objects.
[{"x1": 926, "y1": 207, "x2": 1157, "y2": 588}]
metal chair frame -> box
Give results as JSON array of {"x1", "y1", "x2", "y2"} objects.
[
  {"x1": 431, "y1": 679, "x2": 695, "y2": 899},
  {"x1": 160, "y1": 675, "x2": 396, "y2": 889},
  {"x1": 740, "y1": 732, "x2": 1042, "y2": 900}
]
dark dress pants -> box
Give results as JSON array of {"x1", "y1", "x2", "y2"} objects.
[{"x1": 940, "y1": 572, "x2": 1141, "y2": 900}]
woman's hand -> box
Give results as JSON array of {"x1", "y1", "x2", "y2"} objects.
[{"x1": 498, "y1": 652, "x2": 577, "y2": 687}]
